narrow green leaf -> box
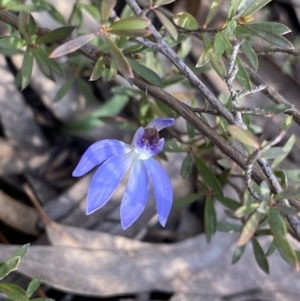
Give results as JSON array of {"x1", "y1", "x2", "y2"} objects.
[
  {"x1": 228, "y1": 0, "x2": 242, "y2": 19},
  {"x1": 163, "y1": 139, "x2": 188, "y2": 152},
  {"x1": 49, "y1": 32, "x2": 97, "y2": 58},
  {"x1": 18, "y1": 11, "x2": 36, "y2": 43},
  {"x1": 6, "y1": 4, "x2": 49, "y2": 12},
  {"x1": 210, "y1": 54, "x2": 226, "y2": 78},
  {"x1": 128, "y1": 58, "x2": 163, "y2": 87},
  {"x1": 180, "y1": 153, "x2": 193, "y2": 179},
  {"x1": 53, "y1": 78, "x2": 74, "y2": 102},
  {"x1": 107, "y1": 28, "x2": 151, "y2": 37},
  {"x1": 235, "y1": 203, "x2": 259, "y2": 218},
  {"x1": 0, "y1": 37, "x2": 26, "y2": 49},
  {"x1": 89, "y1": 56, "x2": 105, "y2": 81},
  {"x1": 77, "y1": 77, "x2": 96, "y2": 102},
  {"x1": 217, "y1": 221, "x2": 242, "y2": 232},
  {"x1": 213, "y1": 31, "x2": 227, "y2": 55},
  {"x1": 245, "y1": 24, "x2": 294, "y2": 49},
  {"x1": 105, "y1": 37, "x2": 133, "y2": 79},
  {"x1": 12, "y1": 244, "x2": 30, "y2": 260},
  {"x1": 27, "y1": 11, "x2": 37, "y2": 43},
  {"x1": 241, "y1": 0, "x2": 272, "y2": 17},
  {"x1": 236, "y1": 57, "x2": 252, "y2": 90},
  {"x1": 154, "y1": 9, "x2": 178, "y2": 41},
  {"x1": 237, "y1": 211, "x2": 261, "y2": 246},
  {"x1": 101, "y1": 0, "x2": 116, "y2": 22},
  {"x1": 21, "y1": 47, "x2": 34, "y2": 90},
  {"x1": 216, "y1": 196, "x2": 241, "y2": 211},
  {"x1": 265, "y1": 239, "x2": 276, "y2": 257},
  {"x1": 241, "y1": 41, "x2": 258, "y2": 70},
  {"x1": 154, "y1": 0, "x2": 175, "y2": 7},
  {"x1": 272, "y1": 135, "x2": 295, "y2": 168},
  {"x1": 173, "y1": 12, "x2": 198, "y2": 30},
  {"x1": 33, "y1": 48, "x2": 53, "y2": 79},
  {"x1": 204, "y1": 0, "x2": 223, "y2": 26},
  {"x1": 0, "y1": 257, "x2": 20, "y2": 280},
  {"x1": 27, "y1": 276, "x2": 42, "y2": 297},
  {"x1": 82, "y1": 3, "x2": 101, "y2": 21},
  {"x1": 173, "y1": 193, "x2": 204, "y2": 209},
  {"x1": 261, "y1": 147, "x2": 287, "y2": 159},
  {"x1": 109, "y1": 17, "x2": 150, "y2": 31},
  {"x1": 247, "y1": 22, "x2": 291, "y2": 35},
  {"x1": 231, "y1": 244, "x2": 246, "y2": 264},
  {"x1": 284, "y1": 169, "x2": 300, "y2": 182},
  {"x1": 262, "y1": 103, "x2": 292, "y2": 115},
  {"x1": 196, "y1": 47, "x2": 214, "y2": 67},
  {"x1": 268, "y1": 208, "x2": 298, "y2": 267},
  {"x1": 251, "y1": 237, "x2": 269, "y2": 274},
  {"x1": 228, "y1": 125, "x2": 259, "y2": 148},
  {"x1": 225, "y1": 19, "x2": 237, "y2": 35},
  {"x1": 274, "y1": 184, "x2": 300, "y2": 201},
  {"x1": 36, "y1": 26, "x2": 75, "y2": 44},
  {"x1": 0, "y1": 283, "x2": 28, "y2": 300},
  {"x1": 108, "y1": 60, "x2": 118, "y2": 81},
  {"x1": 36, "y1": 47, "x2": 64, "y2": 76},
  {"x1": 195, "y1": 157, "x2": 223, "y2": 198},
  {"x1": 204, "y1": 196, "x2": 217, "y2": 242},
  {"x1": 281, "y1": 115, "x2": 293, "y2": 131},
  {"x1": 71, "y1": 3, "x2": 83, "y2": 27}
]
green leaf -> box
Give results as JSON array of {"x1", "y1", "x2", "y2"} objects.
[
  {"x1": 216, "y1": 196, "x2": 241, "y2": 211},
  {"x1": 106, "y1": 37, "x2": 133, "y2": 80},
  {"x1": 0, "y1": 257, "x2": 20, "y2": 280},
  {"x1": 53, "y1": 78, "x2": 74, "y2": 102},
  {"x1": 225, "y1": 19, "x2": 237, "y2": 35},
  {"x1": 228, "y1": 125, "x2": 259, "y2": 148},
  {"x1": 71, "y1": 3, "x2": 83, "y2": 27},
  {"x1": 173, "y1": 193, "x2": 204, "y2": 209},
  {"x1": 154, "y1": 0, "x2": 175, "y2": 7},
  {"x1": 237, "y1": 210, "x2": 261, "y2": 246},
  {"x1": 0, "y1": 283, "x2": 28, "y2": 300},
  {"x1": 127, "y1": 58, "x2": 163, "y2": 87},
  {"x1": 241, "y1": 41, "x2": 258, "y2": 70},
  {"x1": 37, "y1": 47, "x2": 64, "y2": 76},
  {"x1": 210, "y1": 54, "x2": 226, "y2": 78},
  {"x1": 231, "y1": 245, "x2": 246, "y2": 264},
  {"x1": 281, "y1": 115, "x2": 293, "y2": 131},
  {"x1": 204, "y1": 0, "x2": 223, "y2": 26},
  {"x1": 261, "y1": 147, "x2": 287, "y2": 159},
  {"x1": 77, "y1": 77, "x2": 96, "y2": 102},
  {"x1": 236, "y1": 57, "x2": 252, "y2": 90},
  {"x1": 163, "y1": 139, "x2": 188, "y2": 152},
  {"x1": 244, "y1": 24, "x2": 294, "y2": 49},
  {"x1": 196, "y1": 46, "x2": 214, "y2": 67},
  {"x1": 235, "y1": 203, "x2": 259, "y2": 218},
  {"x1": 213, "y1": 31, "x2": 227, "y2": 55},
  {"x1": 18, "y1": 11, "x2": 37, "y2": 43},
  {"x1": 284, "y1": 169, "x2": 300, "y2": 182},
  {"x1": 268, "y1": 207, "x2": 298, "y2": 267},
  {"x1": 12, "y1": 244, "x2": 30, "y2": 260},
  {"x1": 33, "y1": 47, "x2": 53, "y2": 79},
  {"x1": 154, "y1": 9, "x2": 178, "y2": 41},
  {"x1": 204, "y1": 196, "x2": 217, "y2": 242},
  {"x1": 265, "y1": 239, "x2": 277, "y2": 257},
  {"x1": 0, "y1": 37, "x2": 26, "y2": 49},
  {"x1": 217, "y1": 221, "x2": 242, "y2": 232},
  {"x1": 49, "y1": 32, "x2": 97, "y2": 58},
  {"x1": 82, "y1": 3, "x2": 101, "y2": 21},
  {"x1": 173, "y1": 12, "x2": 198, "y2": 30},
  {"x1": 274, "y1": 184, "x2": 300, "y2": 201},
  {"x1": 101, "y1": 0, "x2": 116, "y2": 22},
  {"x1": 228, "y1": 0, "x2": 242, "y2": 19},
  {"x1": 91, "y1": 94, "x2": 130, "y2": 118},
  {"x1": 21, "y1": 47, "x2": 34, "y2": 90},
  {"x1": 195, "y1": 157, "x2": 223, "y2": 198},
  {"x1": 109, "y1": 17, "x2": 150, "y2": 31},
  {"x1": 6, "y1": 4, "x2": 49, "y2": 12},
  {"x1": 180, "y1": 153, "x2": 193, "y2": 179},
  {"x1": 271, "y1": 135, "x2": 295, "y2": 168},
  {"x1": 251, "y1": 237, "x2": 269, "y2": 274},
  {"x1": 89, "y1": 56, "x2": 105, "y2": 81},
  {"x1": 262, "y1": 103, "x2": 293, "y2": 115},
  {"x1": 27, "y1": 276, "x2": 42, "y2": 297},
  {"x1": 247, "y1": 22, "x2": 291, "y2": 35},
  {"x1": 241, "y1": 0, "x2": 272, "y2": 17},
  {"x1": 36, "y1": 26, "x2": 75, "y2": 44}
]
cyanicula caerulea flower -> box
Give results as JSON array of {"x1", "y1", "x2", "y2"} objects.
[{"x1": 72, "y1": 118, "x2": 174, "y2": 229}]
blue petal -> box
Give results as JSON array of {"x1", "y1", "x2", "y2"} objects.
[
  {"x1": 86, "y1": 152, "x2": 135, "y2": 214},
  {"x1": 146, "y1": 118, "x2": 174, "y2": 131},
  {"x1": 132, "y1": 127, "x2": 144, "y2": 149},
  {"x1": 120, "y1": 160, "x2": 149, "y2": 229},
  {"x1": 144, "y1": 158, "x2": 173, "y2": 227},
  {"x1": 72, "y1": 139, "x2": 131, "y2": 177}
]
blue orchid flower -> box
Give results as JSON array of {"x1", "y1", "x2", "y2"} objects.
[{"x1": 72, "y1": 118, "x2": 174, "y2": 229}]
